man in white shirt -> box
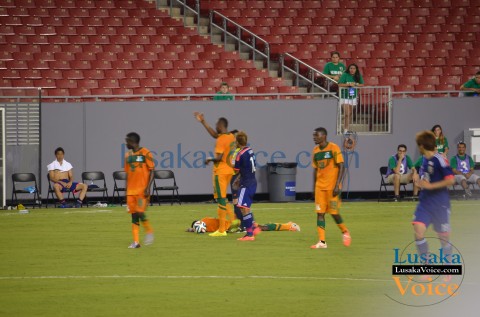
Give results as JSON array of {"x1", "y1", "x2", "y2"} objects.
[{"x1": 47, "y1": 147, "x2": 87, "y2": 208}]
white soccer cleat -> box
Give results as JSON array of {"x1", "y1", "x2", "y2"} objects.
[
  {"x1": 310, "y1": 241, "x2": 327, "y2": 249},
  {"x1": 144, "y1": 233, "x2": 154, "y2": 245}
]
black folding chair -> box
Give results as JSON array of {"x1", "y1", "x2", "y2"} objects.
[
  {"x1": 82, "y1": 171, "x2": 109, "y2": 206},
  {"x1": 378, "y1": 166, "x2": 408, "y2": 202},
  {"x1": 46, "y1": 173, "x2": 77, "y2": 208},
  {"x1": 112, "y1": 171, "x2": 127, "y2": 206},
  {"x1": 11, "y1": 173, "x2": 42, "y2": 209},
  {"x1": 151, "y1": 170, "x2": 181, "y2": 206}
]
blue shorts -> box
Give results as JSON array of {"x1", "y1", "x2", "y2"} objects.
[
  {"x1": 58, "y1": 179, "x2": 79, "y2": 193},
  {"x1": 412, "y1": 204, "x2": 451, "y2": 233},
  {"x1": 237, "y1": 184, "x2": 256, "y2": 209}
]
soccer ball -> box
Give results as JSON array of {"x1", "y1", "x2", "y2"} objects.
[{"x1": 193, "y1": 221, "x2": 207, "y2": 233}]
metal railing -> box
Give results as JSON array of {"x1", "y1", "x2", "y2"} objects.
[
  {"x1": 280, "y1": 53, "x2": 336, "y2": 96},
  {"x1": 338, "y1": 86, "x2": 392, "y2": 135},
  {"x1": 210, "y1": 10, "x2": 270, "y2": 70},
  {"x1": 392, "y1": 90, "x2": 465, "y2": 98},
  {"x1": 0, "y1": 92, "x2": 337, "y2": 103}
]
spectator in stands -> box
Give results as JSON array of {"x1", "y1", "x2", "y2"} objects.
[
  {"x1": 213, "y1": 82, "x2": 234, "y2": 101},
  {"x1": 431, "y1": 124, "x2": 449, "y2": 157},
  {"x1": 450, "y1": 141, "x2": 480, "y2": 198},
  {"x1": 323, "y1": 51, "x2": 346, "y2": 82},
  {"x1": 338, "y1": 64, "x2": 364, "y2": 132},
  {"x1": 385, "y1": 144, "x2": 418, "y2": 201},
  {"x1": 460, "y1": 71, "x2": 480, "y2": 97},
  {"x1": 47, "y1": 147, "x2": 88, "y2": 208}
]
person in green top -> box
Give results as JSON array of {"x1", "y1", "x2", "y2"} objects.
[
  {"x1": 323, "y1": 52, "x2": 346, "y2": 82},
  {"x1": 450, "y1": 141, "x2": 480, "y2": 198},
  {"x1": 431, "y1": 124, "x2": 449, "y2": 157},
  {"x1": 460, "y1": 71, "x2": 480, "y2": 97},
  {"x1": 385, "y1": 144, "x2": 418, "y2": 201},
  {"x1": 213, "y1": 82, "x2": 234, "y2": 101},
  {"x1": 338, "y1": 64, "x2": 364, "y2": 132}
]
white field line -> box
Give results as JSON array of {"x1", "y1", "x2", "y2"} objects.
[{"x1": 0, "y1": 275, "x2": 392, "y2": 282}]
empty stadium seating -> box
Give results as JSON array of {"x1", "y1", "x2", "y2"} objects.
[
  {"x1": 1, "y1": 0, "x2": 479, "y2": 96},
  {"x1": 0, "y1": 0, "x2": 296, "y2": 98},
  {"x1": 206, "y1": 0, "x2": 479, "y2": 92}
]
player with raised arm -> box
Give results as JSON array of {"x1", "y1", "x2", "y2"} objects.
[
  {"x1": 310, "y1": 127, "x2": 351, "y2": 249},
  {"x1": 194, "y1": 112, "x2": 236, "y2": 237}
]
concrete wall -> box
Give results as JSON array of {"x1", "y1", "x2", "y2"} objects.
[{"x1": 39, "y1": 97, "x2": 480, "y2": 197}]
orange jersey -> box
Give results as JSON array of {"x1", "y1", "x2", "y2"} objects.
[
  {"x1": 213, "y1": 133, "x2": 236, "y2": 175},
  {"x1": 312, "y1": 142, "x2": 344, "y2": 190},
  {"x1": 201, "y1": 217, "x2": 231, "y2": 232},
  {"x1": 125, "y1": 147, "x2": 155, "y2": 195}
]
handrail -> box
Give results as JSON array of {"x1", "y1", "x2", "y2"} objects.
[
  {"x1": 0, "y1": 92, "x2": 337, "y2": 103},
  {"x1": 280, "y1": 53, "x2": 336, "y2": 97},
  {"x1": 210, "y1": 10, "x2": 270, "y2": 70},
  {"x1": 392, "y1": 90, "x2": 465, "y2": 98}
]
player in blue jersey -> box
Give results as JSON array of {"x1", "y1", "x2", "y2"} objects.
[
  {"x1": 233, "y1": 131, "x2": 258, "y2": 241},
  {"x1": 413, "y1": 131, "x2": 455, "y2": 270}
]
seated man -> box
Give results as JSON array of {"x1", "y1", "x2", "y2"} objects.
[
  {"x1": 385, "y1": 144, "x2": 418, "y2": 201},
  {"x1": 450, "y1": 141, "x2": 480, "y2": 198},
  {"x1": 47, "y1": 147, "x2": 88, "y2": 208},
  {"x1": 460, "y1": 71, "x2": 480, "y2": 97},
  {"x1": 213, "y1": 82, "x2": 234, "y2": 100}
]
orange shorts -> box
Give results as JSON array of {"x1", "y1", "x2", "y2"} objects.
[
  {"x1": 212, "y1": 174, "x2": 232, "y2": 199},
  {"x1": 127, "y1": 195, "x2": 149, "y2": 213},
  {"x1": 315, "y1": 189, "x2": 341, "y2": 214}
]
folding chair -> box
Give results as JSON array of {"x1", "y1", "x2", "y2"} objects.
[
  {"x1": 82, "y1": 171, "x2": 109, "y2": 206},
  {"x1": 46, "y1": 173, "x2": 77, "y2": 208},
  {"x1": 112, "y1": 171, "x2": 126, "y2": 206},
  {"x1": 150, "y1": 170, "x2": 181, "y2": 206},
  {"x1": 378, "y1": 166, "x2": 408, "y2": 202},
  {"x1": 11, "y1": 173, "x2": 41, "y2": 208}
]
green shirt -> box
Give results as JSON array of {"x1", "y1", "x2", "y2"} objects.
[
  {"x1": 213, "y1": 92, "x2": 234, "y2": 100},
  {"x1": 388, "y1": 155, "x2": 414, "y2": 173},
  {"x1": 414, "y1": 156, "x2": 424, "y2": 168},
  {"x1": 450, "y1": 155, "x2": 475, "y2": 172},
  {"x1": 339, "y1": 72, "x2": 364, "y2": 99},
  {"x1": 435, "y1": 137, "x2": 449, "y2": 154},
  {"x1": 323, "y1": 62, "x2": 346, "y2": 77},
  {"x1": 462, "y1": 78, "x2": 480, "y2": 97}
]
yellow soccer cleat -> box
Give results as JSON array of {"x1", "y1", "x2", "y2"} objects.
[{"x1": 209, "y1": 230, "x2": 227, "y2": 237}]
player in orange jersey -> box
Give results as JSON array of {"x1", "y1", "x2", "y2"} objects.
[
  {"x1": 194, "y1": 112, "x2": 237, "y2": 237},
  {"x1": 186, "y1": 217, "x2": 300, "y2": 233},
  {"x1": 124, "y1": 132, "x2": 155, "y2": 249},
  {"x1": 310, "y1": 127, "x2": 351, "y2": 249}
]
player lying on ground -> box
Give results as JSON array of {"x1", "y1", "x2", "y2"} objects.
[{"x1": 186, "y1": 217, "x2": 301, "y2": 233}]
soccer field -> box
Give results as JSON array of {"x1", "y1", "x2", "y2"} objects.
[{"x1": 1, "y1": 200, "x2": 479, "y2": 317}]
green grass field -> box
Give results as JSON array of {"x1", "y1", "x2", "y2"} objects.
[{"x1": 1, "y1": 200, "x2": 479, "y2": 317}]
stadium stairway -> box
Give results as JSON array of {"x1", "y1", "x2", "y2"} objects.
[{"x1": 0, "y1": 0, "x2": 300, "y2": 100}]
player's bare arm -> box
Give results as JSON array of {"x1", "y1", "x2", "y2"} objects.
[
  {"x1": 194, "y1": 112, "x2": 218, "y2": 139},
  {"x1": 205, "y1": 152, "x2": 223, "y2": 165},
  {"x1": 333, "y1": 162, "x2": 345, "y2": 197}
]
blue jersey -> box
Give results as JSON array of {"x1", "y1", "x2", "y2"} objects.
[
  {"x1": 418, "y1": 153, "x2": 454, "y2": 211},
  {"x1": 234, "y1": 147, "x2": 257, "y2": 187}
]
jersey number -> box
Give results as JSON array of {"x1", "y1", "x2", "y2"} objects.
[{"x1": 250, "y1": 156, "x2": 256, "y2": 173}]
